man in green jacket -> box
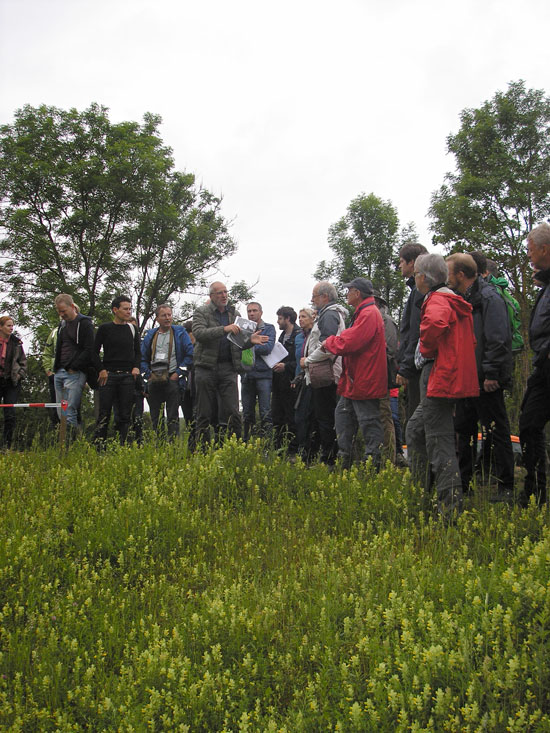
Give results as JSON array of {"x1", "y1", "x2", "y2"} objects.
[{"x1": 192, "y1": 282, "x2": 268, "y2": 444}]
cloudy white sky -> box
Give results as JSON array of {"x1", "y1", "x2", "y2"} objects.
[{"x1": 1, "y1": 0, "x2": 548, "y2": 324}]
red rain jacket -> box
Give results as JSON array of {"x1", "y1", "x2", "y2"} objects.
[
  {"x1": 420, "y1": 289, "x2": 479, "y2": 399},
  {"x1": 324, "y1": 298, "x2": 387, "y2": 400}
]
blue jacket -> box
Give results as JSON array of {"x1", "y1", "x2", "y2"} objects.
[
  {"x1": 243, "y1": 321, "x2": 276, "y2": 379},
  {"x1": 141, "y1": 325, "x2": 194, "y2": 379}
]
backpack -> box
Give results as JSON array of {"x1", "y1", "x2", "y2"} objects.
[{"x1": 489, "y1": 276, "x2": 524, "y2": 352}]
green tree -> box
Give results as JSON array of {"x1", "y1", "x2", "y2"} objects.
[
  {"x1": 314, "y1": 193, "x2": 406, "y2": 316},
  {"x1": 429, "y1": 80, "x2": 550, "y2": 334},
  {"x1": 0, "y1": 104, "x2": 236, "y2": 333}
]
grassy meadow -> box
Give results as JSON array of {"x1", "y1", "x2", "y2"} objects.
[{"x1": 1, "y1": 437, "x2": 549, "y2": 731}]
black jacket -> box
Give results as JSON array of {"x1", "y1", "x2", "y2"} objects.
[
  {"x1": 466, "y1": 276, "x2": 513, "y2": 388},
  {"x1": 529, "y1": 267, "x2": 550, "y2": 364},
  {"x1": 397, "y1": 276, "x2": 423, "y2": 379},
  {"x1": 273, "y1": 324, "x2": 301, "y2": 389},
  {"x1": 54, "y1": 314, "x2": 100, "y2": 373}
]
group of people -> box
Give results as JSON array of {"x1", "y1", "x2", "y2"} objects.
[{"x1": 1, "y1": 222, "x2": 549, "y2": 514}]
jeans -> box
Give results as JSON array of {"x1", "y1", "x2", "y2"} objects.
[
  {"x1": 94, "y1": 372, "x2": 136, "y2": 446},
  {"x1": 334, "y1": 396, "x2": 382, "y2": 468},
  {"x1": 48, "y1": 374, "x2": 60, "y2": 426},
  {"x1": 147, "y1": 377, "x2": 181, "y2": 439},
  {"x1": 54, "y1": 369, "x2": 87, "y2": 427},
  {"x1": 241, "y1": 375, "x2": 272, "y2": 439},
  {"x1": 0, "y1": 377, "x2": 18, "y2": 447}
]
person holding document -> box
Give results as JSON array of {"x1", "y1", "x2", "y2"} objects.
[{"x1": 192, "y1": 282, "x2": 268, "y2": 444}]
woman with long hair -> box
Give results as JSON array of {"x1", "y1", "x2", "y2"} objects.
[{"x1": 0, "y1": 316, "x2": 27, "y2": 449}]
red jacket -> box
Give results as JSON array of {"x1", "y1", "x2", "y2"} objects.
[
  {"x1": 324, "y1": 298, "x2": 387, "y2": 400},
  {"x1": 420, "y1": 288, "x2": 479, "y2": 399}
]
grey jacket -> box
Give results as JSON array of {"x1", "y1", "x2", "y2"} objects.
[
  {"x1": 304, "y1": 302, "x2": 348, "y2": 385},
  {"x1": 192, "y1": 302, "x2": 251, "y2": 371}
]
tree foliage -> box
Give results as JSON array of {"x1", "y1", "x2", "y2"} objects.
[
  {"x1": 0, "y1": 104, "x2": 236, "y2": 333},
  {"x1": 314, "y1": 192, "x2": 407, "y2": 317},
  {"x1": 429, "y1": 80, "x2": 550, "y2": 326}
]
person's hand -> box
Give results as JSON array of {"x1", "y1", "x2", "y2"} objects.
[
  {"x1": 396, "y1": 374, "x2": 408, "y2": 386},
  {"x1": 483, "y1": 379, "x2": 499, "y2": 392},
  {"x1": 98, "y1": 369, "x2": 108, "y2": 386},
  {"x1": 132, "y1": 367, "x2": 140, "y2": 378},
  {"x1": 251, "y1": 331, "x2": 269, "y2": 345},
  {"x1": 170, "y1": 372, "x2": 179, "y2": 381},
  {"x1": 46, "y1": 370, "x2": 53, "y2": 377},
  {"x1": 300, "y1": 357, "x2": 307, "y2": 369},
  {"x1": 273, "y1": 362, "x2": 285, "y2": 373},
  {"x1": 224, "y1": 324, "x2": 240, "y2": 334}
]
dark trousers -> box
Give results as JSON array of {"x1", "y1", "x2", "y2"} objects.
[
  {"x1": 147, "y1": 377, "x2": 181, "y2": 439},
  {"x1": 311, "y1": 383, "x2": 338, "y2": 464},
  {"x1": 0, "y1": 378, "x2": 18, "y2": 448},
  {"x1": 455, "y1": 389, "x2": 514, "y2": 492},
  {"x1": 404, "y1": 371, "x2": 421, "y2": 422},
  {"x1": 519, "y1": 363, "x2": 550, "y2": 505},
  {"x1": 406, "y1": 362, "x2": 462, "y2": 513},
  {"x1": 94, "y1": 373, "x2": 135, "y2": 445},
  {"x1": 295, "y1": 383, "x2": 319, "y2": 462},
  {"x1": 391, "y1": 395, "x2": 404, "y2": 455},
  {"x1": 194, "y1": 363, "x2": 240, "y2": 443},
  {"x1": 272, "y1": 380, "x2": 297, "y2": 452},
  {"x1": 114, "y1": 389, "x2": 144, "y2": 444}
]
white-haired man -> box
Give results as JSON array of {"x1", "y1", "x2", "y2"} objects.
[{"x1": 519, "y1": 222, "x2": 550, "y2": 506}]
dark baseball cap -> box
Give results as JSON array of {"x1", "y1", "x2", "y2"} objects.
[{"x1": 344, "y1": 277, "x2": 374, "y2": 295}]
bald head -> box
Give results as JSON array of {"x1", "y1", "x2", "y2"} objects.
[{"x1": 209, "y1": 281, "x2": 229, "y2": 310}]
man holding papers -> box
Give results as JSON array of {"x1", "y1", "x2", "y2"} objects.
[{"x1": 192, "y1": 282, "x2": 268, "y2": 444}]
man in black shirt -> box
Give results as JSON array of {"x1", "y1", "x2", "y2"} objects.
[
  {"x1": 272, "y1": 306, "x2": 300, "y2": 454},
  {"x1": 94, "y1": 295, "x2": 141, "y2": 446},
  {"x1": 396, "y1": 242, "x2": 428, "y2": 422}
]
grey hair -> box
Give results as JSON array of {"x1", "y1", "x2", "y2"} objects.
[
  {"x1": 155, "y1": 303, "x2": 172, "y2": 316},
  {"x1": 415, "y1": 254, "x2": 448, "y2": 288},
  {"x1": 528, "y1": 222, "x2": 550, "y2": 248},
  {"x1": 316, "y1": 281, "x2": 338, "y2": 300},
  {"x1": 299, "y1": 306, "x2": 316, "y2": 320}
]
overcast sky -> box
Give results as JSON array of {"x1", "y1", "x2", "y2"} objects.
[{"x1": 1, "y1": 0, "x2": 548, "y2": 325}]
